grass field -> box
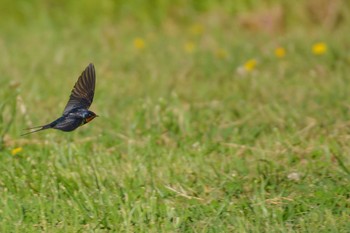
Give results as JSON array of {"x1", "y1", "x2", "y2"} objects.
[{"x1": 1, "y1": 1, "x2": 350, "y2": 232}]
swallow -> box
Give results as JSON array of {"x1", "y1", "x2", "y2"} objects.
[{"x1": 22, "y1": 63, "x2": 98, "y2": 136}]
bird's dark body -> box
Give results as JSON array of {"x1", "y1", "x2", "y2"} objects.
[
  {"x1": 48, "y1": 109, "x2": 95, "y2": 132},
  {"x1": 22, "y1": 63, "x2": 98, "y2": 136}
]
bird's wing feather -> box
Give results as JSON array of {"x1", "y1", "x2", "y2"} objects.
[{"x1": 63, "y1": 63, "x2": 95, "y2": 115}]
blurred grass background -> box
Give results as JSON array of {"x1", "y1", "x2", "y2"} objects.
[
  {"x1": 1, "y1": 0, "x2": 350, "y2": 232},
  {"x1": 1, "y1": 0, "x2": 349, "y2": 28}
]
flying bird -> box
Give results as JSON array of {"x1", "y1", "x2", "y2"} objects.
[{"x1": 22, "y1": 63, "x2": 98, "y2": 136}]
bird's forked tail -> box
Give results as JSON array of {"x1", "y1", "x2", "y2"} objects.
[{"x1": 21, "y1": 124, "x2": 52, "y2": 136}]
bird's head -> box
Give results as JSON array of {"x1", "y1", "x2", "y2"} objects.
[{"x1": 84, "y1": 111, "x2": 98, "y2": 124}]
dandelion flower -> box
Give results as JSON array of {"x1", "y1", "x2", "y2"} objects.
[
  {"x1": 11, "y1": 147, "x2": 23, "y2": 156},
  {"x1": 312, "y1": 42, "x2": 327, "y2": 55},
  {"x1": 274, "y1": 47, "x2": 286, "y2": 58},
  {"x1": 215, "y1": 48, "x2": 228, "y2": 59},
  {"x1": 244, "y1": 59, "x2": 257, "y2": 72},
  {"x1": 133, "y1": 38, "x2": 145, "y2": 50},
  {"x1": 184, "y1": 41, "x2": 196, "y2": 54},
  {"x1": 190, "y1": 23, "x2": 204, "y2": 36}
]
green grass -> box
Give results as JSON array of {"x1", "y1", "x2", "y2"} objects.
[{"x1": 1, "y1": 1, "x2": 350, "y2": 232}]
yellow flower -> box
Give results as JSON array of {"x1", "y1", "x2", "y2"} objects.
[
  {"x1": 244, "y1": 59, "x2": 257, "y2": 72},
  {"x1": 190, "y1": 23, "x2": 204, "y2": 36},
  {"x1": 274, "y1": 47, "x2": 286, "y2": 58},
  {"x1": 133, "y1": 38, "x2": 145, "y2": 50},
  {"x1": 215, "y1": 48, "x2": 228, "y2": 59},
  {"x1": 312, "y1": 42, "x2": 327, "y2": 55},
  {"x1": 11, "y1": 147, "x2": 23, "y2": 156},
  {"x1": 184, "y1": 41, "x2": 196, "y2": 54}
]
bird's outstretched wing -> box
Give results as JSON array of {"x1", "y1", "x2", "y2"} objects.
[{"x1": 63, "y1": 63, "x2": 96, "y2": 115}]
